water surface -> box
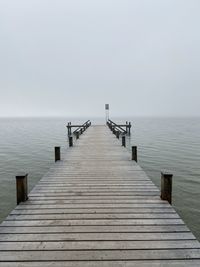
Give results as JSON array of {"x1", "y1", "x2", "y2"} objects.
[{"x1": 0, "y1": 117, "x2": 199, "y2": 240}]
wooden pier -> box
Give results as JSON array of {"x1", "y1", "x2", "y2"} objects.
[{"x1": 0, "y1": 124, "x2": 200, "y2": 266}]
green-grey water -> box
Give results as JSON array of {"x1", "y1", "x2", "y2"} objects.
[{"x1": 0, "y1": 117, "x2": 200, "y2": 240}]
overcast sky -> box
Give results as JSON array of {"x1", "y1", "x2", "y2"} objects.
[{"x1": 0, "y1": 0, "x2": 200, "y2": 117}]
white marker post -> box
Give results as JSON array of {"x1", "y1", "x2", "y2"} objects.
[{"x1": 105, "y1": 104, "x2": 109, "y2": 124}]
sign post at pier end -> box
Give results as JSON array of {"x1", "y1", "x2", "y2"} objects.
[{"x1": 105, "y1": 104, "x2": 109, "y2": 124}]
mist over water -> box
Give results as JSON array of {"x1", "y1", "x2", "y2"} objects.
[{"x1": 0, "y1": 117, "x2": 200, "y2": 240}]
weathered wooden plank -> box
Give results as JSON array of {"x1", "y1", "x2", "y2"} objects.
[
  {"x1": 10, "y1": 208, "x2": 176, "y2": 214},
  {"x1": 5, "y1": 213, "x2": 179, "y2": 221},
  {"x1": 0, "y1": 249, "x2": 200, "y2": 261},
  {"x1": 0, "y1": 240, "x2": 199, "y2": 251},
  {"x1": 28, "y1": 195, "x2": 161, "y2": 199},
  {"x1": 0, "y1": 225, "x2": 190, "y2": 234},
  {"x1": 27, "y1": 191, "x2": 159, "y2": 198},
  {"x1": 0, "y1": 260, "x2": 200, "y2": 267},
  {"x1": 1, "y1": 218, "x2": 184, "y2": 226},
  {"x1": 15, "y1": 203, "x2": 170, "y2": 209},
  {"x1": 19, "y1": 199, "x2": 168, "y2": 204},
  {"x1": 0, "y1": 232, "x2": 194, "y2": 242}
]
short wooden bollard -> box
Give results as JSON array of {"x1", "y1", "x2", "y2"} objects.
[
  {"x1": 16, "y1": 173, "x2": 28, "y2": 205},
  {"x1": 126, "y1": 121, "x2": 128, "y2": 133},
  {"x1": 76, "y1": 132, "x2": 79, "y2": 139},
  {"x1": 128, "y1": 122, "x2": 131, "y2": 135},
  {"x1": 132, "y1": 146, "x2": 137, "y2": 162},
  {"x1": 55, "y1": 146, "x2": 60, "y2": 162},
  {"x1": 116, "y1": 131, "x2": 120, "y2": 139},
  {"x1": 122, "y1": 136, "x2": 126, "y2": 147},
  {"x1": 69, "y1": 136, "x2": 73, "y2": 147},
  {"x1": 161, "y1": 171, "x2": 173, "y2": 204}
]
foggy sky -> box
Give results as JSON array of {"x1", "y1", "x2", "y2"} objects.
[{"x1": 0, "y1": 0, "x2": 200, "y2": 117}]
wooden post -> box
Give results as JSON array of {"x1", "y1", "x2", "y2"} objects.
[
  {"x1": 76, "y1": 132, "x2": 79, "y2": 139},
  {"x1": 122, "y1": 136, "x2": 126, "y2": 147},
  {"x1": 161, "y1": 171, "x2": 173, "y2": 204},
  {"x1": 132, "y1": 146, "x2": 137, "y2": 162},
  {"x1": 69, "y1": 136, "x2": 73, "y2": 147},
  {"x1": 16, "y1": 173, "x2": 28, "y2": 205},
  {"x1": 80, "y1": 128, "x2": 83, "y2": 134},
  {"x1": 67, "y1": 123, "x2": 70, "y2": 136},
  {"x1": 128, "y1": 122, "x2": 131, "y2": 135},
  {"x1": 54, "y1": 146, "x2": 60, "y2": 162},
  {"x1": 126, "y1": 121, "x2": 128, "y2": 133},
  {"x1": 116, "y1": 131, "x2": 120, "y2": 139},
  {"x1": 68, "y1": 122, "x2": 72, "y2": 136}
]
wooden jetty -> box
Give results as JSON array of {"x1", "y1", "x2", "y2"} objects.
[{"x1": 0, "y1": 122, "x2": 200, "y2": 266}]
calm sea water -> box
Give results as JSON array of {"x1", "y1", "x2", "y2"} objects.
[{"x1": 0, "y1": 117, "x2": 200, "y2": 240}]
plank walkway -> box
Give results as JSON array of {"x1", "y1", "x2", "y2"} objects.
[{"x1": 0, "y1": 125, "x2": 200, "y2": 266}]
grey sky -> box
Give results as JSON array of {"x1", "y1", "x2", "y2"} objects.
[{"x1": 0, "y1": 0, "x2": 200, "y2": 117}]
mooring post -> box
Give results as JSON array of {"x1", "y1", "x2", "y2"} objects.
[
  {"x1": 122, "y1": 135, "x2": 126, "y2": 147},
  {"x1": 128, "y1": 122, "x2": 131, "y2": 135},
  {"x1": 69, "y1": 122, "x2": 72, "y2": 136},
  {"x1": 126, "y1": 121, "x2": 128, "y2": 133},
  {"x1": 69, "y1": 136, "x2": 73, "y2": 147},
  {"x1": 16, "y1": 173, "x2": 28, "y2": 205},
  {"x1": 76, "y1": 131, "x2": 79, "y2": 139},
  {"x1": 132, "y1": 146, "x2": 137, "y2": 162},
  {"x1": 54, "y1": 146, "x2": 61, "y2": 162},
  {"x1": 116, "y1": 131, "x2": 120, "y2": 139},
  {"x1": 161, "y1": 171, "x2": 173, "y2": 204},
  {"x1": 67, "y1": 123, "x2": 70, "y2": 136}
]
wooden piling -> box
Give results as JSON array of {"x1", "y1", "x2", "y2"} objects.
[
  {"x1": 116, "y1": 131, "x2": 120, "y2": 139},
  {"x1": 128, "y1": 122, "x2": 131, "y2": 135},
  {"x1": 54, "y1": 146, "x2": 60, "y2": 162},
  {"x1": 69, "y1": 136, "x2": 73, "y2": 147},
  {"x1": 132, "y1": 146, "x2": 137, "y2": 162},
  {"x1": 126, "y1": 121, "x2": 128, "y2": 133},
  {"x1": 76, "y1": 131, "x2": 79, "y2": 139},
  {"x1": 122, "y1": 135, "x2": 126, "y2": 147},
  {"x1": 161, "y1": 171, "x2": 173, "y2": 204},
  {"x1": 16, "y1": 173, "x2": 28, "y2": 205}
]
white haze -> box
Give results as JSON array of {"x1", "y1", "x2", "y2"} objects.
[{"x1": 0, "y1": 0, "x2": 200, "y2": 117}]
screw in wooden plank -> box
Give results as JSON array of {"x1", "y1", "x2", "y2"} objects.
[
  {"x1": 55, "y1": 146, "x2": 61, "y2": 162},
  {"x1": 160, "y1": 171, "x2": 173, "y2": 204},
  {"x1": 69, "y1": 136, "x2": 73, "y2": 147},
  {"x1": 132, "y1": 146, "x2": 137, "y2": 162},
  {"x1": 122, "y1": 135, "x2": 126, "y2": 147},
  {"x1": 16, "y1": 173, "x2": 28, "y2": 205}
]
